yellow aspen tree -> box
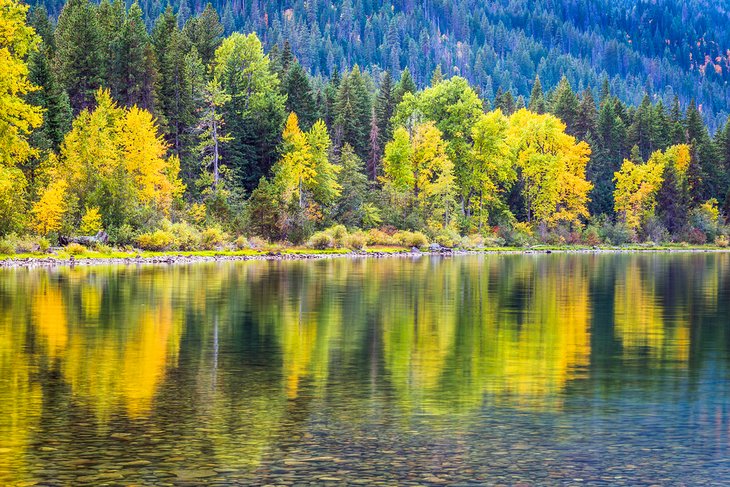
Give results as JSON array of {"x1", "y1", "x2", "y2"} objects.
[
  {"x1": 0, "y1": 0, "x2": 43, "y2": 168},
  {"x1": 118, "y1": 106, "x2": 183, "y2": 214},
  {"x1": 32, "y1": 179, "x2": 68, "y2": 235},
  {"x1": 613, "y1": 151, "x2": 665, "y2": 230},
  {"x1": 507, "y1": 109, "x2": 592, "y2": 227},
  {"x1": 412, "y1": 122, "x2": 456, "y2": 229},
  {"x1": 274, "y1": 113, "x2": 316, "y2": 208}
]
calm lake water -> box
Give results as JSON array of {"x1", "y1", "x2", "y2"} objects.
[{"x1": 1, "y1": 253, "x2": 730, "y2": 485}]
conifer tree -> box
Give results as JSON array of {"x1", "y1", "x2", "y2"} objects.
[
  {"x1": 54, "y1": 0, "x2": 104, "y2": 112},
  {"x1": 183, "y1": 2, "x2": 223, "y2": 68},
  {"x1": 528, "y1": 76, "x2": 546, "y2": 114},
  {"x1": 375, "y1": 71, "x2": 395, "y2": 155},
  {"x1": 551, "y1": 76, "x2": 579, "y2": 135},
  {"x1": 334, "y1": 66, "x2": 372, "y2": 159},
  {"x1": 284, "y1": 62, "x2": 317, "y2": 130}
]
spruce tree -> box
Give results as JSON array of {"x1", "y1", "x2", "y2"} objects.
[
  {"x1": 54, "y1": 0, "x2": 104, "y2": 112},
  {"x1": 334, "y1": 66, "x2": 372, "y2": 159},
  {"x1": 393, "y1": 67, "x2": 416, "y2": 105},
  {"x1": 551, "y1": 76, "x2": 579, "y2": 134},
  {"x1": 574, "y1": 89, "x2": 597, "y2": 141},
  {"x1": 375, "y1": 71, "x2": 395, "y2": 154},
  {"x1": 117, "y1": 2, "x2": 153, "y2": 108},
  {"x1": 528, "y1": 75, "x2": 546, "y2": 114},
  {"x1": 183, "y1": 3, "x2": 223, "y2": 68},
  {"x1": 284, "y1": 62, "x2": 317, "y2": 130}
]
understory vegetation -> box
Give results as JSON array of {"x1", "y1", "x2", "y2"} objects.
[{"x1": 2, "y1": 0, "x2": 730, "y2": 257}]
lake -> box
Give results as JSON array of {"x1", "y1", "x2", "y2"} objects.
[{"x1": 1, "y1": 253, "x2": 729, "y2": 485}]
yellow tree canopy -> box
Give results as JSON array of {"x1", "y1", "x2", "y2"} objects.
[
  {"x1": 613, "y1": 151, "x2": 665, "y2": 230},
  {"x1": 0, "y1": 0, "x2": 43, "y2": 168},
  {"x1": 60, "y1": 89, "x2": 183, "y2": 228},
  {"x1": 507, "y1": 109, "x2": 592, "y2": 226},
  {"x1": 32, "y1": 178, "x2": 68, "y2": 235}
]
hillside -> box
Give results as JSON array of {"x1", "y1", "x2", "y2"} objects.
[{"x1": 36, "y1": 0, "x2": 730, "y2": 130}]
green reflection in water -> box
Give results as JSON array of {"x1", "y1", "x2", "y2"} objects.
[{"x1": 0, "y1": 253, "x2": 728, "y2": 484}]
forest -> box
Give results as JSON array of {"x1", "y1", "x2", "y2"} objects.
[{"x1": 3, "y1": 0, "x2": 730, "y2": 254}]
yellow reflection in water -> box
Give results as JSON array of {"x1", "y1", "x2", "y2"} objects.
[{"x1": 614, "y1": 258, "x2": 689, "y2": 363}]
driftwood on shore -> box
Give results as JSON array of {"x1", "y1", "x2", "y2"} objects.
[{"x1": 59, "y1": 231, "x2": 109, "y2": 247}]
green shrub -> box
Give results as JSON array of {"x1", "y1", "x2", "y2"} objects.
[
  {"x1": 169, "y1": 221, "x2": 202, "y2": 250},
  {"x1": 14, "y1": 236, "x2": 38, "y2": 253},
  {"x1": 326, "y1": 224, "x2": 348, "y2": 247},
  {"x1": 344, "y1": 231, "x2": 367, "y2": 250},
  {"x1": 234, "y1": 235, "x2": 249, "y2": 250},
  {"x1": 582, "y1": 225, "x2": 601, "y2": 246},
  {"x1": 307, "y1": 231, "x2": 334, "y2": 249},
  {"x1": 110, "y1": 224, "x2": 137, "y2": 246},
  {"x1": 65, "y1": 242, "x2": 86, "y2": 255},
  {"x1": 37, "y1": 237, "x2": 51, "y2": 253},
  {"x1": 498, "y1": 223, "x2": 534, "y2": 247},
  {"x1": 201, "y1": 226, "x2": 227, "y2": 250},
  {"x1": 95, "y1": 243, "x2": 114, "y2": 255},
  {"x1": 395, "y1": 230, "x2": 429, "y2": 248},
  {"x1": 0, "y1": 236, "x2": 15, "y2": 255},
  {"x1": 433, "y1": 229, "x2": 461, "y2": 248},
  {"x1": 366, "y1": 228, "x2": 396, "y2": 246},
  {"x1": 136, "y1": 230, "x2": 174, "y2": 251}
]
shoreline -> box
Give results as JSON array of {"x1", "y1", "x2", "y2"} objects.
[{"x1": 2, "y1": 246, "x2": 729, "y2": 268}]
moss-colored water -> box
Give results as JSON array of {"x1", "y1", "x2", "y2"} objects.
[{"x1": 1, "y1": 254, "x2": 729, "y2": 484}]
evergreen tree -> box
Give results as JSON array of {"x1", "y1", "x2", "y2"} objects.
[
  {"x1": 284, "y1": 62, "x2": 317, "y2": 130},
  {"x1": 183, "y1": 3, "x2": 223, "y2": 68},
  {"x1": 574, "y1": 89, "x2": 597, "y2": 141},
  {"x1": 117, "y1": 2, "x2": 155, "y2": 108},
  {"x1": 334, "y1": 65, "x2": 372, "y2": 160},
  {"x1": 27, "y1": 13, "x2": 72, "y2": 155},
  {"x1": 152, "y1": 7, "x2": 198, "y2": 159},
  {"x1": 528, "y1": 75, "x2": 546, "y2": 114},
  {"x1": 685, "y1": 99, "x2": 724, "y2": 200},
  {"x1": 54, "y1": 0, "x2": 104, "y2": 112},
  {"x1": 214, "y1": 32, "x2": 286, "y2": 191},
  {"x1": 375, "y1": 71, "x2": 395, "y2": 155},
  {"x1": 393, "y1": 67, "x2": 416, "y2": 105},
  {"x1": 551, "y1": 76, "x2": 579, "y2": 135},
  {"x1": 333, "y1": 143, "x2": 369, "y2": 226}
]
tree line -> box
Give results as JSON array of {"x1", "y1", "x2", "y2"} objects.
[{"x1": 2, "y1": 0, "x2": 730, "y2": 250}]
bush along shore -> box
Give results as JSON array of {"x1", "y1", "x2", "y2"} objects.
[{"x1": 2, "y1": 224, "x2": 729, "y2": 268}]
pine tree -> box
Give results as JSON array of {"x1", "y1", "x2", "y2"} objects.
[
  {"x1": 54, "y1": 0, "x2": 104, "y2": 112},
  {"x1": 334, "y1": 66, "x2": 372, "y2": 160},
  {"x1": 393, "y1": 67, "x2": 416, "y2": 105},
  {"x1": 551, "y1": 76, "x2": 579, "y2": 135},
  {"x1": 284, "y1": 62, "x2": 317, "y2": 130},
  {"x1": 375, "y1": 71, "x2": 395, "y2": 155},
  {"x1": 333, "y1": 143, "x2": 369, "y2": 226},
  {"x1": 117, "y1": 2, "x2": 154, "y2": 108},
  {"x1": 153, "y1": 7, "x2": 198, "y2": 161},
  {"x1": 574, "y1": 89, "x2": 597, "y2": 141},
  {"x1": 183, "y1": 2, "x2": 223, "y2": 67},
  {"x1": 685, "y1": 99, "x2": 724, "y2": 200},
  {"x1": 528, "y1": 75, "x2": 546, "y2": 114},
  {"x1": 196, "y1": 78, "x2": 232, "y2": 194},
  {"x1": 367, "y1": 108, "x2": 380, "y2": 180},
  {"x1": 96, "y1": 0, "x2": 125, "y2": 97}
]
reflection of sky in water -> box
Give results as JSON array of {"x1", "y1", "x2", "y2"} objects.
[{"x1": 0, "y1": 253, "x2": 729, "y2": 484}]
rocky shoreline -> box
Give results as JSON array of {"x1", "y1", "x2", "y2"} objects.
[{"x1": 1, "y1": 246, "x2": 728, "y2": 269}]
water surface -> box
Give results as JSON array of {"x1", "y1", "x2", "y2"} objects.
[{"x1": 1, "y1": 253, "x2": 729, "y2": 485}]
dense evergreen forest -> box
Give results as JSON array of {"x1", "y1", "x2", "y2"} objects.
[
  {"x1": 34, "y1": 0, "x2": 730, "y2": 131},
  {"x1": 3, "y1": 0, "x2": 730, "y2": 252}
]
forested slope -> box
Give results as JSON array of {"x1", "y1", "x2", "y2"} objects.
[{"x1": 35, "y1": 0, "x2": 730, "y2": 130}]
